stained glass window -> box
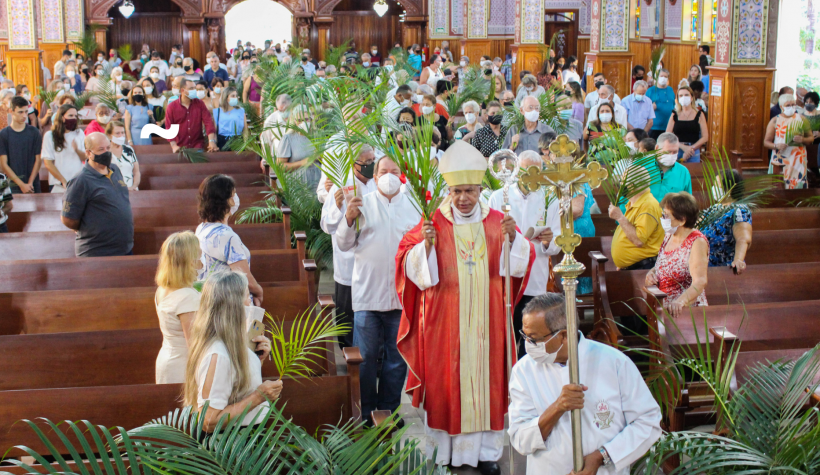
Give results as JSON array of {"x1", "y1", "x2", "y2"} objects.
[
  {"x1": 691, "y1": 0, "x2": 699, "y2": 41},
  {"x1": 711, "y1": 0, "x2": 717, "y2": 42},
  {"x1": 636, "y1": 3, "x2": 641, "y2": 37}
]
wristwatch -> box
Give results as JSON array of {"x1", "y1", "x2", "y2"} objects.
[
  {"x1": 209, "y1": 138, "x2": 217, "y2": 143},
  {"x1": 598, "y1": 447, "x2": 612, "y2": 466}
]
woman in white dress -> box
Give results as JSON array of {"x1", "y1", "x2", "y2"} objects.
[
  {"x1": 419, "y1": 54, "x2": 444, "y2": 89},
  {"x1": 155, "y1": 231, "x2": 202, "y2": 384},
  {"x1": 183, "y1": 270, "x2": 282, "y2": 431},
  {"x1": 106, "y1": 120, "x2": 141, "y2": 190},
  {"x1": 196, "y1": 174, "x2": 264, "y2": 305}
]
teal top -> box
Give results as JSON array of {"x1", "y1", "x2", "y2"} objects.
[
  {"x1": 213, "y1": 107, "x2": 246, "y2": 137},
  {"x1": 650, "y1": 162, "x2": 692, "y2": 203},
  {"x1": 646, "y1": 85, "x2": 676, "y2": 131}
]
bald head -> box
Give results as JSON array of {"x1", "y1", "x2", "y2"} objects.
[
  {"x1": 521, "y1": 95, "x2": 540, "y2": 112},
  {"x1": 84, "y1": 132, "x2": 110, "y2": 164}
]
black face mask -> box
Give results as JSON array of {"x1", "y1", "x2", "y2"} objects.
[
  {"x1": 133, "y1": 94, "x2": 144, "y2": 103},
  {"x1": 503, "y1": 101, "x2": 513, "y2": 107},
  {"x1": 594, "y1": 81, "x2": 604, "y2": 89},
  {"x1": 358, "y1": 161, "x2": 375, "y2": 179},
  {"x1": 242, "y1": 57, "x2": 250, "y2": 61},
  {"x1": 636, "y1": 75, "x2": 644, "y2": 80},
  {"x1": 301, "y1": 56, "x2": 308, "y2": 62},
  {"x1": 807, "y1": 103, "x2": 817, "y2": 112},
  {"x1": 184, "y1": 65, "x2": 192, "y2": 71},
  {"x1": 484, "y1": 69, "x2": 493, "y2": 76},
  {"x1": 121, "y1": 89, "x2": 130, "y2": 97},
  {"x1": 275, "y1": 47, "x2": 281, "y2": 53},
  {"x1": 93, "y1": 151, "x2": 112, "y2": 168},
  {"x1": 488, "y1": 114, "x2": 503, "y2": 125}
]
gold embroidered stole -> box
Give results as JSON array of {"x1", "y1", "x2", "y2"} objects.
[{"x1": 453, "y1": 221, "x2": 491, "y2": 433}]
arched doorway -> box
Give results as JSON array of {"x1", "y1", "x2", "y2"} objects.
[{"x1": 225, "y1": 0, "x2": 293, "y2": 51}]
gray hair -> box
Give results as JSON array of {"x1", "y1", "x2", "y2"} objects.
[
  {"x1": 480, "y1": 60, "x2": 493, "y2": 69},
  {"x1": 418, "y1": 84, "x2": 434, "y2": 95},
  {"x1": 359, "y1": 144, "x2": 374, "y2": 156},
  {"x1": 407, "y1": 81, "x2": 419, "y2": 91},
  {"x1": 523, "y1": 293, "x2": 578, "y2": 333},
  {"x1": 656, "y1": 132, "x2": 679, "y2": 147},
  {"x1": 95, "y1": 103, "x2": 111, "y2": 114},
  {"x1": 521, "y1": 74, "x2": 538, "y2": 87},
  {"x1": 276, "y1": 93, "x2": 292, "y2": 107},
  {"x1": 658, "y1": 68, "x2": 670, "y2": 76},
  {"x1": 326, "y1": 65, "x2": 337, "y2": 74},
  {"x1": 604, "y1": 85, "x2": 616, "y2": 96},
  {"x1": 518, "y1": 150, "x2": 542, "y2": 167},
  {"x1": 462, "y1": 100, "x2": 480, "y2": 114},
  {"x1": 633, "y1": 80, "x2": 648, "y2": 90},
  {"x1": 779, "y1": 93, "x2": 795, "y2": 107}
]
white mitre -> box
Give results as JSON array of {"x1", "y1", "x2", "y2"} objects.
[{"x1": 439, "y1": 141, "x2": 488, "y2": 187}]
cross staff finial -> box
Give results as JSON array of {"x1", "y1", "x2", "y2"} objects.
[{"x1": 549, "y1": 134, "x2": 578, "y2": 158}]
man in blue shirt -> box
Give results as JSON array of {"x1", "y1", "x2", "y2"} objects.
[
  {"x1": 651, "y1": 132, "x2": 692, "y2": 203},
  {"x1": 621, "y1": 80, "x2": 656, "y2": 132},
  {"x1": 646, "y1": 68, "x2": 676, "y2": 140},
  {"x1": 203, "y1": 55, "x2": 229, "y2": 89}
]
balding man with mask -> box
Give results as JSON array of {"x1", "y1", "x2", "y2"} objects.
[
  {"x1": 60, "y1": 132, "x2": 134, "y2": 257},
  {"x1": 502, "y1": 96, "x2": 556, "y2": 154},
  {"x1": 587, "y1": 85, "x2": 628, "y2": 129}
]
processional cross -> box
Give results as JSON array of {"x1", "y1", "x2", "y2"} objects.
[{"x1": 519, "y1": 134, "x2": 608, "y2": 472}]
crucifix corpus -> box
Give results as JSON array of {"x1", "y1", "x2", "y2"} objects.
[{"x1": 519, "y1": 134, "x2": 609, "y2": 472}]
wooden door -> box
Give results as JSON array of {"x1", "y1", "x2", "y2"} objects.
[{"x1": 544, "y1": 11, "x2": 578, "y2": 60}]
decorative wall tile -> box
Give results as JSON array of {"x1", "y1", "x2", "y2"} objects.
[
  {"x1": 639, "y1": 0, "x2": 653, "y2": 37},
  {"x1": 7, "y1": 0, "x2": 35, "y2": 49},
  {"x1": 487, "y1": 0, "x2": 514, "y2": 36},
  {"x1": 731, "y1": 0, "x2": 767, "y2": 65},
  {"x1": 0, "y1": 0, "x2": 8, "y2": 39},
  {"x1": 451, "y1": 0, "x2": 464, "y2": 35},
  {"x1": 429, "y1": 0, "x2": 449, "y2": 37},
  {"x1": 64, "y1": 0, "x2": 82, "y2": 41},
  {"x1": 40, "y1": 0, "x2": 63, "y2": 42},
  {"x1": 33, "y1": 0, "x2": 39, "y2": 39},
  {"x1": 467, "y1": 0, "x2": 489, "y2": 37},
  {"x1": 520, "y1": 0, "x2": 543, "y2": 43},
  {"x1": 715, "y1": 0, "x2": 731, "y2": 63},
  {"x1": 601, "y1": 0, "x2": 628, "y2": 50},
  {"x1": 665, "y1": 0, "x2": 681, "y2": 38},
  {"x1": 590, "y1": 0, "x2": 600, "y2": 50}
]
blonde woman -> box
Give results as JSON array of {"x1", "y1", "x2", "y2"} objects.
[
  {"x1": 155, "y1": 232, "x2": 202, "y2": 383},
  {"x1": 183, "y1": 271, "x2": 282, "y2": 432}
]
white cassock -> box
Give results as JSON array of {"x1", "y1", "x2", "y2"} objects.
[
  {"x1": 508, "y1": 334, "x2": 662, "y2": 475},
  {"x1": 488, "y1": 186, "x2": 561, "y2": 297},
  {"x1": 405, "y1": 201, "x2": 531, "y2": 467}
]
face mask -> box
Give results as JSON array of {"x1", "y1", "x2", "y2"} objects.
[
  {"x1": 150, "y1": 72, "x2": 159, "y2": 80},
  {"x1": 358, "y1": 161, "x2": 375, "y2": 179},
  {"x1": 56, "y1": 90, "x2": 65, "y2": 97},
  {"x1": 599, "y1": 112, "x2": 613, "y2": 123},
  {"x1": 143, "y1": 86, "x2": 153, "y2": 94},
  {"x1": 97, "y1": 115, "x2": 111, "y2": 124},
  {"x1": 634, "y1": 93, "x2": 644, "y2": 102},
  {"x1": 806, "y1": 103, "x2": 817, "y2": 112},
  {"x1": 484, "y1": 69, "x2": 493, "y2": 76},
  {"x1": 558, "y1": 109, "x2": 573, "y2": 120},
  {"x1": 230, "y1": 193, "x2": 240, "y2": 215},
  {"x1": 625, "y1": 141, "x2": 636, "y2": 152},
  {"x1": 658, "y1": 76, "x2": 669, "y2": 86},
  {"x1": 460, "y1": 61, "x2": 467, "y2": 67},
  {"x1": 23, "y1": 93, "x2": 31, "y2": 100},
  {"x1": 141, "y1": 55, "x2": 148, "y2": 60},
  {"x1": 524, "y1": 110, "x2": 540, "y2": 122},
  {"x1": 111, "y1": 136, "x2": 126, "y2": 146},
  {"x1": 63, "y1": 83, "x2": 71, "y2": 91},
  {"x1": 172, "y1": 88, "x2": 180, "y2": 96},
  {"x1": 93, "y1": 151, "x2": 112, "y2": 167},
  {"x1": 229, "y1": 97, "x2": 239, "y2": 107},
  {"x1": 377, "y1": 173, "x2": 402, "y2": 195},
  {"x1": 184, "y1": 65, "x2": 192, "y2": 71},
  {"x1": 594, "y1": 81, "x2": 604, "y2": 89},
  {"x1": 413, "y1": 94, "x2": 423, "y2": 103},
  {"x1": 661, "y1": 218, "x2": 677, "y2": 234},
  {"x1": 63, "y1": 118, "x2": 78, "y2": 131},
  {"x1": 488, "y1": 114, "x2": 503, "y2": 125},
  {"x1": 783, "y1": 106, "x2": 796, "y2": 117},
  {"x1": 598, "y1": 98, "x2": 610, "y2": 105},
  {"x1": 679, "y1": 96, "x2": 692, "y2": 107},
  {"x1": 503, "y1": 100, "x2": 513, "y2": 107},
  {"x1": 361, "y1": 62, "x2": 370, "y2": 68},
  {"x1": 524, "y1": 332, "x2": 563, "y2": 365},
  {"x1": 133, "y1": 94, "x2": 144, "y2": 103},
  {"x1": 196, "y1": 90, "x2": 206, "y2": 100},
  {"x1": 67, "y1": 71, "x2": 76, "y2": 78},
  {"x1": 96, "y1": 70, "x2": 103, "y2": 76},
  {"x1": 465, "y1": 113, "x2": 476, "y2": 124},
  {"x1": 187, "y1": 89, "x2": 198, "y2": 100},
  {"x1": 98, "y1": 56, "x2": 104, "y2": 61},
  {"x1": 213, "y1": 87, "x2": 222, "y2": 94},
  {"x1": 422, "y1": 105, "x2": 435, "y2": 115},
  {"x1": 385, "y1": 65, "x2": 394, "y2": 72},
  {"x1": 659, "y1": 152, "x2": 678, "y2": 167}
]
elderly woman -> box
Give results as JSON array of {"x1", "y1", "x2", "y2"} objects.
[
  {"x1": 765, "y1": 93, "x2": 812, "y2": 189},
  {"x1": 105, "y1": 120, "x2": 141, "y2": 190},
  {"x1": 183, "y1": 270, "x2": 282, "y2": 432},
  {"x1": 645, "y1": 192, "x2": 709, "y2": 317},
  {"x1": 700, "y1": 170, "x2": 753, "y2": 274},
  {"x1": 261, "y1": 93, "x2": 292, "y2": 156},
  {"x1": 155, "y1": 231, "x2": 202, "y2": 384},
  {"x1": 666, "y1": 86, "x2": 708, "y2": 163},
  {"x1": 515, "y1": 74, "x2": 546, "y2": 109},
  {"x1": 196, "y1": 174, "x2": 264, "y2": 305},
  {"x1": 454, "y1": 100, "x2": 483, "y2": 144},
  {"x1": 277, "y1": 105, "x2": 321, "y2": 189}
]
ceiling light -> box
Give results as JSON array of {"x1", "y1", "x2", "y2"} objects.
[
  {"x1": 373, "y1": 0, "x2": 388, "y2": 17},
  {"x1": 119, "y1": 0, "x2": 135, "y2": 18}
]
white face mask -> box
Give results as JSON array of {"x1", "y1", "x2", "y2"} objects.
[
  {"x1": 23, "y1": 93, "x2": 31, "y2": 100},
  {"x1": 598, "y1": 98, "x2": 610, "y2": 105},
  {"x1": 143, "y1": 86, "x2": 153, "y2": 94},
  {"x1": 172, "y1": 88, "x2": 180, "y2": 96},
  {"x1": 524, "y1": 110, "x2": 540, "y2": 122},
  {"x1": 98, "y1": 115, "x2": 111, "y2": 125},
  {"x1": 599, "y1": 112, "x2": 613, "y2": 123},
  {"x1": 66, "y1": 71, "x2": 76, "y2": 78},
  {"x1": 460, "y1": 61, "x2": 467, "y2": 67},
  {"x1": 230, "y1": 193, "x2": 240, "y2": 215},
  {"x1": 524, "y1": 332, "x2": 563, "y2": 365},
  {"x1": 377, "y1": 173, "x2": 402, "y2": 195},
  {"x1": 658, "y1": 76, "x2": 668, "y2": 86},
  {"x1": 659, "y1": 152, "x2": 678, "y2": 167},
  {"x1": 679, "y1": 96, "x2": 692, "y2": 107},
  {"x1": 413, "y1": 94, "x2": 423, "y2": 104},
  {"x1": 362, "y1": 62, "x2": 371, "y2": 67},
  {"x1": 196, "y1": 90, "x2": 207, "y2": 99},
  {"x1": 63, "y1": 83, "x2": 71, "y2": 91},
  {"x1": 150, "y1": 72, "x2": 159, "y2": 80},
  {"x1": 465, "y1": 113, "x2": 477, "y2": 124},
  {"x1": 783, "y1": 106, "x2": 796, "y2": 117},
  {"x1": 421, "y1": 105, "x2": 435, "y2": 115},
  {"x1": 661, "y1": 218, "x2": 677, "y2": 234},
  {"x1": 400, "y1": 98, "x2": 411, "y2": 107},
  {"x1": 371, "y1": 50, "x2": 378, "y2": 55},
  {"x1": 624, "y1": 141, "x2": 636, "y2": 152},
  {"x1": 634, "y1": 93, "x2": 644, "y2": 102},
  {"x1": 111, "y1": 136, "x2": 126, "y2": 145}
]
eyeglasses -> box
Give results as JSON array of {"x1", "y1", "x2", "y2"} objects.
[{"x1": 519, "y1": 329, "x2": 559, "y2": 346}]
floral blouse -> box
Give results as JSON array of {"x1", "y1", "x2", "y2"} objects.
[
  {"x1": 655, "y1": 229, "x2": 709, "y2": 308},
  {"x1": 700, "y1": 204, "x2": 752, "y2": 268}
]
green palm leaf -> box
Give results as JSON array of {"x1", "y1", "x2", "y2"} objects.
[
  {"x1": 37, "y1": 87, "x2": 59, "y2": 110},
  {"x1": 74, "y1": 90, "x2": 95, "y2": 110},
  {"x1": 95, "y1": 75, "x2": 120, "y2": 112},
  {"x1": 116, "y1": 44, "x2": 134, "y2": 64},
  {"x1": 72, "y1": 28, "x2": 100, "y2": 60},
  {"x1": 179, "y1": 147, "x2": 209, "y2": 163},
  {"x1": 591, "y1": 129, "x2": 661, "y2": 206},
  {"x1": 649, "y1": 44, "x2": 666, "y2": 79},
  {"x1": 503, "y1": 83, "x2": 569, "y2": 134}
]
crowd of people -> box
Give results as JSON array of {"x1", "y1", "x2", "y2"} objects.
[{"x1": 0, "y1": 39, "x2": 774, "y2": 475}]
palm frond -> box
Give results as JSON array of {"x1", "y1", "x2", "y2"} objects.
[
  {"x1": 503, "y1": 83, "x2": 569, "y2": 134},
  {"x1": 74, "y1": 90, "x2": 95, "y2": 109},
  {"x1": 179, "y1": 147, "x2": 209, "y2": 163},
  {"x1": 445, "y1": 74, "x2": 491, "y2": 124},
  {"x1": 95, "y1": 75, "x2": 121, "y2": 112},
  {"x1": 325, "y1": 39, "x2": 352, "y2": 68},
  {"x1": 592, "y1": 129, "x2": 661, "y2": 206},
  {"x1": 116, "y1": 44, "x2": 133, "y2": 64},
  {"x1": 649, "y1": 44, "x2": 666, "y2": 78},
  {"x1": 72, "y1": 27, "x2": 100, "y2": 60},
  {"x1": 37, "y1": 87, "x2": 59, "y2": 110}
]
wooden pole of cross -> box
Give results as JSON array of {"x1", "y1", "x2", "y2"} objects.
[{"x1": 519, "y1": 134, "x2": 608, "y2": 472}]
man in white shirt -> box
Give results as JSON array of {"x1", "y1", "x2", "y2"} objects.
[
  {"x1": 261, "y1": 93, "x2": 292, "y2": 160},
  {"x1": 320, "y1": 145, "x2": 378, "y2": 348},
  {"x1": 488, "y1": 151, "x2": 559, "y2": 359},
  {"x1": 54, "y1": 50, "x2": 71, "y2": 79},
  {"x1": 168, "y1": 44, "x2": 182, "y2": 67},
  {"x1": 587, "y1": 85, "x2": 628, "y2": 129},
  {"x1": 509, "y1": 293, "x2": 662, "y2": 475},
  {"x1": 384, "y1": 85, "x2": 413, "y2": 123},
  {"x1": 336, "y1": 156, "x2": 420, "y2": 424},
  {"x1": 141, "y1": 51, "x2": 170, "y2": 80},
  {"x1": 41, "y1": 106, "x2": 86, "y2": 193},
  {"x1": 584, "y1": 73, "x2": 621, "y2": 122}
]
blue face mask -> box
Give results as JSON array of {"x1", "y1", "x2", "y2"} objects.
[
  {"x1": 559, "y1": 109, "x2": 573, "y2": 120},
  {"x1": 229, "y1": 97, "x2": 238, "y2": 107},
  {"x1": 186, "y1": 89, "x2": 198, "y2": 100}
]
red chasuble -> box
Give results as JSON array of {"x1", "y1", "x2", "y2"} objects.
[{"x1": 395, "y1": 206, "x2": 536, "y2": 435}]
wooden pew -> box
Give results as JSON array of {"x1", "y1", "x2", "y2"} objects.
[
  {"x1": 0, "y1": 348, "x2": 363, "y2": 457},
  {"x1": 138, "y1": 162, "x2": 262, "y2": 179},
  {"x1": 142, "y1": 173, "x2": 264, "y2": 190},
  {"x1": 8, "y1": 188, "x2": 267, "y2": 212},
  {"x1": 137, "y1": 151, "x2": 259, "y2": 165},
  {"x1": 132, "y1": 144, "x2": 173, "y2": 154},
  {"x1": 0, "y1": 223, "x2": 289, "y2": 260}
]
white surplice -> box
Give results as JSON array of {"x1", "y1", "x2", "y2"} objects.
[
  {"x1": 488, "y1": 186, "x2": 561, "y2": 296},
  {"x1": 320, "y1": 176, "x2": 377, "y2": 286},
  {"x1": 508, "y1": 334, "x2": 662, "y2": 475},
  {"x1": 404, "y1": 200, "x2": 530, "y2": 467},
  {"x1": 335, "y1": 190, "x2": 420, "y2": 312}
]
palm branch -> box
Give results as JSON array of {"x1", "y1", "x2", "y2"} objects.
[
  {"x1": 503, "y1": 83, "x2": 569, "y2": 134},
  {"x1": 116, "y1": 44, "x2": 133, "y2": 64},
  {"x1": 538, "y1": 30, "x2": 563, "y2": 59},
  {"x1": 71, "y1": 27, "x2": 100, "y2": 60},
  {"x1": 37, "y1": 87, "x2": 59, "y2": 110},
  {"x1": 178, "y1": 147, "x2": 209, "y2": 163},
  {"x1": 445, "y1": 74, "x2": 491, "y2": 124},
  {"x1": 95, "y1": 75, "x2": 120, "y2": 112},
  {"x1": 324, "y1": 39, "x2": 352, "y2": 68},
  {"x1": 805, "y1": 114, "x2": 820, "y2": 132},
  {"x1": 74, "y1": 90, "x2": 95, "y2": 109},
  {"x1": 592, "y1": 129, "x2": 661, "y2": 206},
  {"x1": 784, "y1": 117, "x2": 810, "y2": 146},
  {"x1": 649, "y1": 44, "x2": 666, "y2": 78}
]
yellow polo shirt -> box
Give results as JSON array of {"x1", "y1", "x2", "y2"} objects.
[{"x1": 611, "y1": 191, "x2": 664, "y2": 269}]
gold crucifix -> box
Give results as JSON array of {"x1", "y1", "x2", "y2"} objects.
[{"x1": 520, "y1": 134, "x2": 608, "y2": 276}]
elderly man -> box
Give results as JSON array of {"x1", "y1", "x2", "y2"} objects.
[
  {"x1": 60, "y1": 132, "x2": 134, "y2": 257},
  {"x1": 181, "y1": 58, "x2": 202, "y2": 81},
  {"x1": 165, "y1": 79, "x2": 218, "y2": 152},
  {"x1": 385, "y1": 85, "x2": 412, "y2": 123},
  {"x1": 621, "y1": 80, "x2": 655, "y2": 132},
  {"x1": 488, "y1": 150, "x2": 559, "y2": 358},
  {"x1": 204, "y1": 54, "x2": 229, "y2": 88},
  {"x1": 299, "y1": 52, "x2": 316, "y2": 78},
  {"x1": 652, "y1": 133, "x2": 692, "y2": 205},
  {"x1": 501, "y1": 89, "x2": 515, "y2": 107},
  {"x1": 587, "y1": 85, "x2": 628, "y2": 129},
  {"x1": 397, "y1": 141, "x2": 535, "y2": 474},
  {"x1": 607, "y1": 166, "x2": 664, "y2": 271},
  {"x1": 261, "y1": 93, "x2": 292, "y2": 157},
  {"x1": 646, "y1": 68, "x2": 675, "y2": 140},
  {"x1": 141, "y1": 51, "x2": 170, "y2": 81},
  {"x1": 509, "y1": 293, "x2": 661, "y2": 475},
  {"x1": 502, "y1": 96, "x2": 556, "y2": 154}
]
